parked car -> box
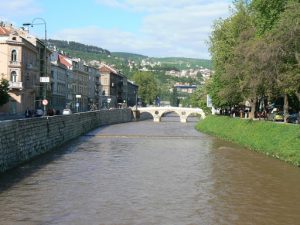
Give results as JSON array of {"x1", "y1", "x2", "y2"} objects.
[
  {"x1": 62, "y1": 109, "x2": 72, "y2": 115},
  {"x1": 35, "y1": 108, "x2": 44, "y2": 117},
  {"x1": 273, "y1": 112, "x2": 284, "y2": 122},
  {"x1": 287, "y1": 113, "x2": 299, "y2": 124}
]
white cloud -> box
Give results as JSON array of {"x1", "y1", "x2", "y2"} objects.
[
  {"x1": 95, "y1": 0, "x2": 224, "y2": 13},
  {"x1": 0, "y1": 0, "x2": 42, "y2": 19},
  {"x1": 54, "y1": 0, "x2": 231, "y2": 58}
]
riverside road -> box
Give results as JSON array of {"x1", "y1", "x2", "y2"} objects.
[{"x1": 0, "y1": 116, "x2": 300, "y2": 225}]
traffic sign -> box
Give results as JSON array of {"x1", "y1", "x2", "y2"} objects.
[
  {"x1": 40, "y1": 77, "x2": 50, "y2": 83},
  {"x1": 42, "y1": 99, "x2": 48, "y2": 106}
]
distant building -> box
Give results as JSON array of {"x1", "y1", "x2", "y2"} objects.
[
  {"x1": 127, "y1": 80, "x2": 138, "y2": 107},
  {"x1": 99, "y1": 64, "x2": 126, "y2": 104},
  {"x1": 174, "y1": 83, "x2": 197, "y2": 94},
  {"x1": 99, "y1": 63, "x2": 138, "y2": 108},
  {"x1": 87, "y1": 66, "x2": 101, "y2": 110}
]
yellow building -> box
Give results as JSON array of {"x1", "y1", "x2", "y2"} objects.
[{"x1": 0, "y1": 23, "x2": 49, "y2": 115}]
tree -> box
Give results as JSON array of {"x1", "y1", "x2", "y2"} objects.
[
  {"x1": 264, "y1": 1, "x2": 300, "y2": 121},
  {"x1": 208, "y1": 1, "x2": 253, "y2": 111},
  {"x1": 0, "y1": 79, "x2": 9, "y2": 107},
  {"x1": 133, "y1": 71, "x2": 158, "y2": 105},
  {"x1": 250, "y1": 0, "x2": 288, "y2": 36},
  {"x1": 189, "y1": 85, "x2": 211, "y2": 114},
  {"x1": 170, "y1": 87, "x2": 179, "y2": 106}
]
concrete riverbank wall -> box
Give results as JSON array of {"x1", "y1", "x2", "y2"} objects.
[{"x1": 0, "y1": 109, "x2": 132, "y2": 173}]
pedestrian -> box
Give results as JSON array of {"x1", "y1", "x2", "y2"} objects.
[{"x1": 24, "y1": 108, "x2": 32, "y2": 118}]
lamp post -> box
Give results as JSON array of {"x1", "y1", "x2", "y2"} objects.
[
  {"x1": 135, "y1": 89, "x2": 138, "y2": 111},
  {"x1": 23, "y1": 18, "x2": 48, "y2": 115}
]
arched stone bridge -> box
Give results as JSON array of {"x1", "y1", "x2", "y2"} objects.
[{"x1": 137, "y1": 107, "x2": 206, "y2": 123}]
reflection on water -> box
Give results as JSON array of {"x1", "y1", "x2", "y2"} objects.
[{"x1": 0, "y1": 118, "x2": 300, "y2": 225}]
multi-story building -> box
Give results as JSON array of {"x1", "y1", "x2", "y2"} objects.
[
  {"x1": 174, "y1": 82, "x2": 197, "y2": 94},
  {"x1": 50, "y1": 51, "x2": 68, "y2": 112},
  {"x1": 0, "y1": 23, "x2": 132, "y2": 115},
  {"x1": 57, "y1": 54, "x2": 74, "y2": 110},
  {"x1": 127, "y1": 80, "x2": 138, "y2": 107},
  {"x1": 72, "y1": 59, "x2": 89, "y2": 112},
  {"x1": 0, "y1": 23, "x2": 50, "y2": 115},
  {"x1": 100, "y1": 64, "x2": 126, "y2": 105},
  {"x1": 87, "y1": 66, "x2": 101, "y2": 110}
]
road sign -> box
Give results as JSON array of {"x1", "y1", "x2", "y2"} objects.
[
  {"x1": 76, "y1": 95, "x2": 82, "y2": 98},
  {"x1": 40, "y1": 77, "x2": 50, "y2": 83},
  {"x1": 42, "y1": 99, "x2": 48, "y2": 106}
]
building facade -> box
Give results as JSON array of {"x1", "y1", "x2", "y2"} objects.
[
  {"x1": 0, "y1": 23, "x2": 50, "y2": 115},
  {"x1": 0, "y1": 23, "x2": 135, "y2": 116}
]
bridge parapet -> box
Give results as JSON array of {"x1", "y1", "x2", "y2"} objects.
[{"x1": 137, "y1": 106, "x2": 205, "y2": 123}]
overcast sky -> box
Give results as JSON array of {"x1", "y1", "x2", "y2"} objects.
[{"x1": 1, "y1": 0, "x2": 232, "y2": 59}]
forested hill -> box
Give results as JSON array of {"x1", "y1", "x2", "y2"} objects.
[
  {"x1": 48, "y1": 39, "x2": 111, "y2": 55},
  {"x1": 47, "y1": 39, "x2": 212, "y2": 70}
]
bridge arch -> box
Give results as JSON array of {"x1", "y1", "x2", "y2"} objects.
[{"x1": 136, "y1": 107, "x2": 206, "y2": 123}]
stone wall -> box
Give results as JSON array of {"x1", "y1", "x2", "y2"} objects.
[{"x1": 0, "y1": 109, "x2": 132, "y2": 173}]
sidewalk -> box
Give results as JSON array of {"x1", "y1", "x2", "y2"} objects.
[{"x1": 0, "y1": 114, "x2": 24, "y2": 121}]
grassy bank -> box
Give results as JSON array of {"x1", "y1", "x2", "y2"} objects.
[{"x1": 196, "y1": 116, "x2": 300, "y2": 166}]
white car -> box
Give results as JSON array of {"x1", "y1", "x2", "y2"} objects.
[{"x1": 62, "y1": 109, "x2": 72, "y2": 115}]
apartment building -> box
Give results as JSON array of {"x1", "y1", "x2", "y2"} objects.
[
  {"x1": 127, "y1": 80, "x2": 138, "y2": 107},
  {"x1": 87, "y1": 66, "x2": 101, "y2": 110},
  {"x1": 0, "y1": 23, "x2": 132, "y2": 115},
  {"x1": 0, "y1": 23, "x2": 50, "y2": 115},
  {"x1": 50, "y1": 51, "x2": 68, "y2": 112},
  {"x1": 99, "y1": 64, "x2": 126, "y2": 103}
]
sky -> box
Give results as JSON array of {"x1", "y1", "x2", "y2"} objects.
[{"x1": 0, "y1": 0, "x2": 232, "y2": 59}]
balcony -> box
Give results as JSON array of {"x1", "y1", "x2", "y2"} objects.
[
  {"x1": 9, "y1": 81, "x2": 23, "y2": 90},
  {"x1": 9, "y1": 61, "x2": 22, "y2": 67}
]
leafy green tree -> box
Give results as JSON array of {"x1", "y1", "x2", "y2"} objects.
[
  {"x1": 208, "y1": 1, "x2": 253, "y2": 110},
  {"x1": 170, "y1": 87, "x2": 179, "y2": 106},
  {"x1": 264, "y1": 1, "x2": 300, "y2": 120},
  {"x1": 0, "y1": 79, "x2": 10, "y2": 106},
  {"x1": 133, "y1": 71, "x2": 158, "y2": 105},
  {"x1": 189, "y1": 85, "x2": 211, "y2": 114},
  {"x1": 250, "y1": 0, "x2": 288, "y2": 36}
]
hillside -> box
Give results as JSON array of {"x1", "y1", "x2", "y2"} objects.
[
  {"x1": 47, "y1": 39, "x2": 212, "y2": 102},
  {"x1": 48, "y1": 39, "x2": 212, "y2": 70}
]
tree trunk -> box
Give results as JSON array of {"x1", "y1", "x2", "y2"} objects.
[
  {"x1": 296, "y1": 92, "x2": 300, "y2": 102},
  {"x1": 248, "y1": 99, "x2": 257, "y2": 119},
  {"x1": 283, "y1": 93, "x2": 289, "y2": 123},
  {"x1": 296, "y1": 92, "x2": 300, "y2": 124}
]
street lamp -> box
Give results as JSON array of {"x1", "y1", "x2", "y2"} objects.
[{"x1": 23, "y1": 18, "x2": 48, "y2": 115}]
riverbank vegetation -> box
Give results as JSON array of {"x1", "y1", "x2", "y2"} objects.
[
  {"x1": 196, "y1": 116, "x2": 300, "y2": 166},
  {"x1": 204, "y1": 0, "x2": 300, "y2": 121}
]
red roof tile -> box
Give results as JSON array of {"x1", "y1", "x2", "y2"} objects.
[
  {"x1": 99, "y1": 64, "x2": 118, "y2": 74},
  {"x1": 58, "y1": 54, "x2": 72, "y2": 68},
  {"x1": 0, "y1": 27, "x2": 10, "y2": 36}
]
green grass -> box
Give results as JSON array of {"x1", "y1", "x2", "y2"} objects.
[{"x1": 196, "y1": 116, "x2": 300, "y2": 166}]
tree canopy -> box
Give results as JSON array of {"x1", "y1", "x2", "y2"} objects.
[
  {"x1": 133, "y1": 71, "x2": 158, "y2": 105},
  {"x1": 207, "y1": 0, "x2": 300, "y2": 119},
  {"x1": 0, "y1": 79, "x2": 10, "y2": 107}
]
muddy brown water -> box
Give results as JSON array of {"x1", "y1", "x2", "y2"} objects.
[{"x1": 0, "y1": 117, "x2": 300, "y2": 225}]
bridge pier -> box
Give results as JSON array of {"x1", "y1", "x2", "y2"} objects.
[
  {"x1": 153, "y1": 116, "x2": 161, "y2": 122},
  {"x1": 180, "y1": 117, "x2": 187, "y2": 123}
]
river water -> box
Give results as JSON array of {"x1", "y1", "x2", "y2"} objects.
[{"x1": 1, "y1": 117, "x2": 300, "y2": 225}]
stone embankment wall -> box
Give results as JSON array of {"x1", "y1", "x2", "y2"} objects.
[{"x1": 0, "y1": 109, "x2": 132, "y2": 173}]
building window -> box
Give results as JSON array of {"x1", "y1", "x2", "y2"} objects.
[
  {"x1": 11, "y1": 71, "x2": 17, "y2": 82},
  {"x1": 11, "y1": 50, "x2": 17, "y2": 62}
]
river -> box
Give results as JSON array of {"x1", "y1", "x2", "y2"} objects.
[{"x1": 0, "y1": 116, "x2": 300, "y2": 225}]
